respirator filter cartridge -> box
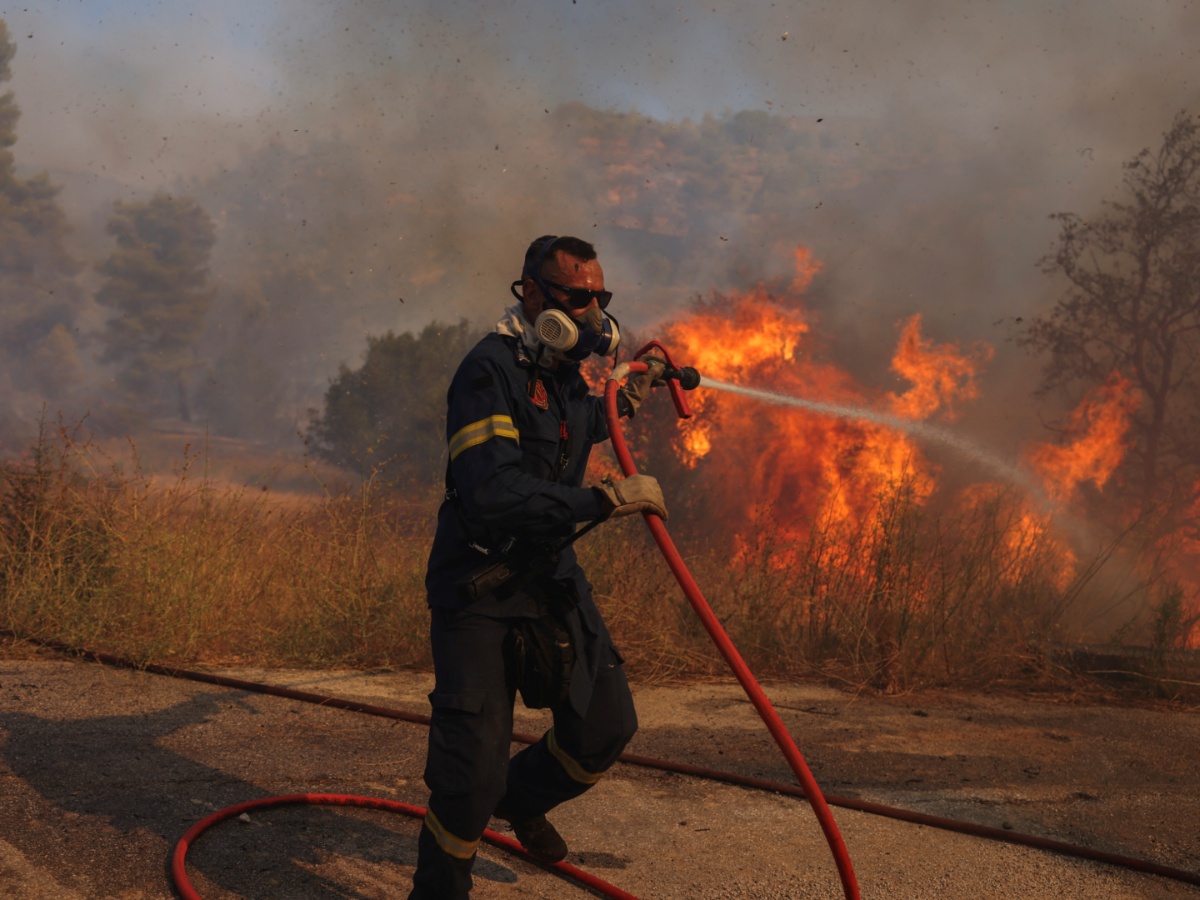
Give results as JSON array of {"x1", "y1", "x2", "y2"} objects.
[{"x1": 534, "y1": 307, "x2": 620, "y2": 359}]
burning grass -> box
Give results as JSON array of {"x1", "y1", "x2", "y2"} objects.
[
  {"x1": 2, "y1": 422, "x2": 1192, "y2": 695},
  {"x1": 3, "y1": 245, "x2": 1197, "y2": 688},
  {"x1": 582, "y1": 474, "x2": 1192, "y2": 693}
]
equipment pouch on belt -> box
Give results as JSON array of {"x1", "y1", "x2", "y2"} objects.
[
  {"x1": 511, "y1": 597, "x2": 575, "y2": 709},
  {"x1": 455, "y1": 541, "x2": 561, "y2": 603}
]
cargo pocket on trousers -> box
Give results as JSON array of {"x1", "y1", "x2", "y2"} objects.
[{"x1": 424, "y1": 689, "x2": 494, "y2": 796}]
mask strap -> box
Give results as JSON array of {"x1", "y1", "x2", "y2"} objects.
[{"x1": 524, "y1": 236, "x2": 562, "y2": 303}]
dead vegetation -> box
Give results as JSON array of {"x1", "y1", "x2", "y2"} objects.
[{"x1": 1, "y1": 424, "x2": 1196, "y2": 699}]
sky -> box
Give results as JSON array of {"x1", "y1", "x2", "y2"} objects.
[
  {"x1": 1, "y1": 0, "x2": 1199, "y2": 421},
  {"x1": 5, "y1": 0, "x2": 1196, "y2": 183}
]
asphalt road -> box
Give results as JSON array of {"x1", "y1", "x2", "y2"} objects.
[{"x1": 1, "y1": 644, "x2": 1198, "y2": 898}]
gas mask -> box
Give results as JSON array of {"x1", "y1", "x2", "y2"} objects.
[
  {"x1": 510, "y1": 234, "x2": 622, "y2": 361},
  {"x1": 533, "y1": 303, "x2": 621, "y2": 360}
]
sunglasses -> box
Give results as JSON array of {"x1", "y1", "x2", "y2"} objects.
[{"x1": 539, "y1": 277, "x2": 613, "y2": 311}]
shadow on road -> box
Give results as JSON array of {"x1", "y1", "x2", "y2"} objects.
[{"x1": 0, "y1": 689, "x2": 517, "y2": 897}]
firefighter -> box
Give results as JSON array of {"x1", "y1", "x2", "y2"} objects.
[{"x1": 409, "y1": 235, "x2": 668, "y2": 898}]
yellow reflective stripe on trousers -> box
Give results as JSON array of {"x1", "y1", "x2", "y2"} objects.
[
  {"x1": 448, "y1": 414, "x2": 520, "y2": 461},
  {"x1": 547, "y1": 726, "x2": 604, "y2": 785},
  {"x1": 423, "y1": 809, "x2": 480, "y2": 860}
]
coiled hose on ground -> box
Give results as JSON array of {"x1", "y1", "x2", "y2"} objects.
[
  {"x1": 7, "y1": 634, "x2": 1199, "y2": 896},
  {"x1": 6, "y1": 349, "x2": 1199, "y2": 897}
]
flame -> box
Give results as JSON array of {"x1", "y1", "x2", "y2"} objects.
[
  {"x1": 888, "y1": 314, "x2": 994, "y2": 421},
  {"x1": 789, "y1": 246, "x2": 822, "y2": 295},
  {"x1": 1007, "y1": 507, "x2": 1079, "y2": 592},
  {"x1": 656, "y1": 248, "x2": 999, "y2": 562},
  {"x1": 598, "y1": 244, "x2": 1196, "y2": 646},
  {"x1": 1025, "y1": 372, "x2": 1138, "y2": 503},
  {"x1": 670, "y1": 286, "x2": 809, "y2": 380},
  {"x1": 1019, "y1": 374, "x2": 1200, "y2": 643}
]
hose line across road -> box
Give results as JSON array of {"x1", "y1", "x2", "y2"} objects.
[
  {"x1": 147, "y1": 646, "x2": 1200, "y2": 896},
  {"x1": 6, "y1": 352, "x2": 1200, "y2": 896},
  {"x1": 2, "y1": 637, "x2": 1199, "y2": 897}
]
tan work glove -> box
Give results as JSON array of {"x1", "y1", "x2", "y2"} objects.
[
  {"x1": 619, "y1": 355, "x2": 668, "y2": 417},
  {"x1": 597, "y1": 474, "x2": 668, "y2": 520}
]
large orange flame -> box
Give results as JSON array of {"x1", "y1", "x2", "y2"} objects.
[
  {"x1": 1025, "y1": 372, "x2": 1139, "y2": 504},
  {"x1": 605, "y1": 247, "x2": 1194, "y2": 644},
  {"x1": 888, "y1": 314, "x2": 994, "y2": 421},
  {"x1": 657, "y1": 248, "x2": 996, "y2": 561}
]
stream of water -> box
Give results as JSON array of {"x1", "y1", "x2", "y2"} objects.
[{"x1": 700, "y1": 377, "x2": 1052, "y2": 509}]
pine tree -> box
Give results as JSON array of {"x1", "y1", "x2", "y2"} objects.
[
  {"x1": 0, "y1": 20, "x2": 84, "y2": 399},
  {"x1": 95, "y1": 194, "x2": 216, "y2": 421}
]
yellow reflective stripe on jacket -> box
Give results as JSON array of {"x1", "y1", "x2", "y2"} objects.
[
  {"x1": 547, "y1": 726, "x2": 604, "y2": 785},
  {"x1": 448, "y1": 414, "x2": 520, "y2": 461},
  {"x1": 423, "y1": 809, "x2": 480, "y2": 860}
]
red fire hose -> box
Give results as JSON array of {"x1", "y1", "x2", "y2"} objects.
[
  {"x1": 167, "y1": 341, "x2": 861, "y2": 900},
  {"x1": 10, "y1": 633, "x2": 1200, "y2": 894},
  {"x1": 604, "y1": 342, "x2": 861, "y2": 900},
  {"x1": 171, "y1": 793, "x2": 636, "y2": 900}
]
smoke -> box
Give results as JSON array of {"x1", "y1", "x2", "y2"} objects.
[{"x1": 1, "y1": 0, "x2": 1197, "y2": 444}]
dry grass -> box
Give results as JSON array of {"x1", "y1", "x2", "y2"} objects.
[
  {"x1": 583, "y1": 474, "x2": 1196, "y2": 692},
  {"x1": 2, "y1": 424, "x2": 1193, "y2": 692},
  {"x1": 1, "y1": 422, "x2": 434, "y2": 669}
]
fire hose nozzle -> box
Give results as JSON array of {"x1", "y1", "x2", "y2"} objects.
[{"x1": 666, "y1": 366, "x2": 701, "y2": 391}]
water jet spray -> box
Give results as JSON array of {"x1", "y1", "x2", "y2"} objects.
[
  {"x1": 698, "y1": 377, "x2": 1122, "y2": 597},
  {"x1": 700, "y1": 377, "x2": 1053, "y2": 509}
]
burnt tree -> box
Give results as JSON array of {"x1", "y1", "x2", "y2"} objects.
[{"x1": 1022, "y1": 112, "x2": 1200, "y2": 525}]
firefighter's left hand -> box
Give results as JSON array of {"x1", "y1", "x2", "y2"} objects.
[
  {"x1": 597, "y1": 473, "x2": 668, "y2": 520},
  {"x1": 620, "y1": 356, "x2": 668, "y2": 417}
]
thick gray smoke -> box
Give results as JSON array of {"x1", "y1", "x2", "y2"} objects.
[{"x1": 2, "y1": 0, "x2": 1198, "y2": 451}]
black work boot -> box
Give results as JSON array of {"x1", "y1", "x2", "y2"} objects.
[{"x1": 493, "y1": 800, "x2": 568, "y2": 863}]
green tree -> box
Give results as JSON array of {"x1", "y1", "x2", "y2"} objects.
[
  {"x1": 0, "y1": 20, "x2": 84, "y2": 397},
  {"x1": 95, "y1": 193, "x2": 216, "y2": 421},
  {"x1": 1022, "y1": 111, "x2": 1200, "y2": 522},
  {"x1": 307, "y1": 320, "x2": 479, "y2": 480}
]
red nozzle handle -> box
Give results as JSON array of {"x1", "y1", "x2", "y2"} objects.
[{"x1": 634, "y1": 341, "x2": 693, "y2": 419}]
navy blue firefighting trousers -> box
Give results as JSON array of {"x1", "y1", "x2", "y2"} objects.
[{"x1": 409, "y1": 604, "x2": 637, "y2": 899}]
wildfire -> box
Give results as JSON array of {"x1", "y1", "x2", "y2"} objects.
[
  {"x1": 656, "y1": 248, "x2": 994, "y2": 556},
  {"x1": 993, "y1": 372, "x2": 1140, "y2": 601},
  {"x1": 594, "y1": 244, "x2": 1196, "y2": 647},
  {"x1": 888, "y1": 314, "x2": 993, "y2": 421},
  {"x1": 1025, "y1": 372, "x2": 1139, "y2": 504}
]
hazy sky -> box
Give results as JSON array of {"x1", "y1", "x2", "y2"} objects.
[
  {"x1": 5, "y1": 1, "x2": 1197, "y2": 187},
  {"x1": 2, "y1": 0, "x2": 1198, "y2": 416}
]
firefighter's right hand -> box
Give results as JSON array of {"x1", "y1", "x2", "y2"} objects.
[
  {"x1": 619, "y1": 355, "x2": 669, "y2": 417},
  {"x1": 597, "y1": 474, "x2": 668, "y2": 520}
]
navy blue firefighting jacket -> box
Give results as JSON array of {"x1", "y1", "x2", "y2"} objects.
[{"x1": 424, "y1": 332, "x2": 611, "y2": 615}]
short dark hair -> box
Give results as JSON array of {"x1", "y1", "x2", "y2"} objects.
[{"x1": 522, "y1": 235, "x2": 597, "y2": 279}]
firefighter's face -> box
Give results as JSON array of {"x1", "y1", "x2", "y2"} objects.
[{"x1": 522, "y1": 251, "x2": 605, "y2": 322}]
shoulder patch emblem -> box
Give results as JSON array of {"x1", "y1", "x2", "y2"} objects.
[{"x1": 529, "y1": 377, "x2": 549, "y2": 410}]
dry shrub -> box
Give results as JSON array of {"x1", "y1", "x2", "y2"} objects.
[
  {"x1": 579, "y1": 517, "x2": 729, "y2": 684},
  {"x1": 2, "y1": 426, "x2": 1187, "y2": 692},
  {"x1": 585, "y1": 474, "x2": 1170, "y2": 693},
  {"x1": 0, "y1": 422, "x2": 435, "y2": 668}
]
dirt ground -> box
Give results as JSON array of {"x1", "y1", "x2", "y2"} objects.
[{"x1": 1, "y1": 641, "x2": 1198, "y2": 899}]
